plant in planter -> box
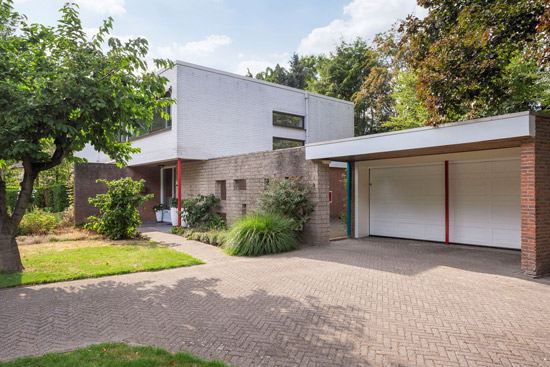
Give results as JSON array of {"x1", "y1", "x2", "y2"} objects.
[
  {"x1": 170, "y1": 197, "x2": 179, "y2": 226},
  {"x1": 153, "y1": 203, "x2": 164, "y2": 222}
]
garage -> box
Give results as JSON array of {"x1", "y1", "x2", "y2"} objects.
[
  {"x1": 368, "y1": 159, "x2": 521, "y2": 249},
  {"x1": 306, "y1": 111, "x2": 550, "y2": 276}
]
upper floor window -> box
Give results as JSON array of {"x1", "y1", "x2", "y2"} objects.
[
  {"x1": 273, "y1": 137, "x2": 304, "y2": 150},
  {"x1": 125, "y1": 105, "x2": 171, "y2": 141},
  {"x1": 273, "y1": 111, "x2": 304, "y2": 129},
  {"x1": 149, "y1": 105, "x2": 172, "y2": 133}
]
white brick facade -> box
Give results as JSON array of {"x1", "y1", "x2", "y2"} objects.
[{"x1": 76, "y1": 61, "x2": 354, "y2": 166}]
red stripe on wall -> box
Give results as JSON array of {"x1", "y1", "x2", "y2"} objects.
[
  {"x1": 445, "y1": 160, "x2": 449, "y2": 245},
  {"x1": 177, "y1": 158, "x2": 182, "y2": 227}
]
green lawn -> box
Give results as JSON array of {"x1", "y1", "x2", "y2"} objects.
[
  {"x1": 0, "y1": 343, "x2": 230, "y2": 367},
  {"x1": 0, "y1": 238, "x2": 203, "y2": 289}
]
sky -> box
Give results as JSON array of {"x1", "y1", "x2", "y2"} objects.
[{"x1": 12, "y1": 0, "x2": 428, "y2": 75}]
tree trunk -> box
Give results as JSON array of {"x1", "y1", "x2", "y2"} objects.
[
  {"x1": 0, "y1": 235, "x2": 23, "y2": 272},
  {"x1": 0, "y1": 219, "x2": 22, "y2": 272}
]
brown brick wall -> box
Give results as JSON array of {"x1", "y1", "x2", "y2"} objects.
[
  {"x1": 178, "y1": 147, "x2": 330, "y2": 246},
  {"x1": 75, "y1": 147, "x2": 331, "y2": 245},
  {"x1": 521, "y1": 115, "x2": 550, "y2": 277},
  {"x1": 74, "y1": 163, "x2": 161, "y2": 225},
  {"x1": 329, "y1": 167, "x2": 346, "y2": 218}
]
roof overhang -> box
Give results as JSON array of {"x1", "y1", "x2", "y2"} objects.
[{"x1": 305, "y1": 111, "x2": 536, "y2": 162}]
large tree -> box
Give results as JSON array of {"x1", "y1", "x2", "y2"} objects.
[
  {"x1": 308, "y1": 38, "x2": 392, "y2": 135},
  {"x1": 402, "y1": 0, "x2": 549, "y2": 123},
  {"x1": 0, "y1": 1, "x2": 174, "y2": 272},
  {"x1": 248, "y1": 53, "x2": 318, "y2": 90}
]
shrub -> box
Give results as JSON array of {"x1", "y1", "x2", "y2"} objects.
[
  {"x1": 180, "y1": 194, "x2": 224, "y2": 229},
  {"x1": 259, "y1": 177, "x2": 315, "y2": 230},
  {"x1": 85, "y1": 178, "x2": 153, "y2": 240},
  {"x1": 171, "y1": 226, "x2": 227, "y2": 246},
  {"x1": 17, "y1": 208, "x2": 58, "y2": 236},
  {"x1": 222, "y1": 212, "x2": 298, "y2": 256}
]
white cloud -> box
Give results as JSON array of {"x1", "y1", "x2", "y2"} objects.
[
  {"x1": 83, "y1": 27, "x2": 99, "y2": 38},
  {"x1": 297, "y1": 0, "x2": 428, "y2": 55},
  {"x1": 234, "y1": 52, "x2": 290, "y2": 76},
  {"x1": 154, "y1": 35, "x2": 232, "y2": 64},
  {"x1": 178, "y1": 35, "x2": 232, "y2": 56},
  {"x1": 77, "y1": 0, "x2": 126, "y2": 15}
]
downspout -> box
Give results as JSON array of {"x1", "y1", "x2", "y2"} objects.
[
  {"x1": 347, "y1": 162, "x2": 352, "y2": 237},
  {"x1": 304, "y1": 92, "x2": 309, "y2": 144}
]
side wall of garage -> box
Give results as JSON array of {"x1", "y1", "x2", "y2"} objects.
[{"x1": 520, "y1": 114, "x2": 550, "y2": 276}]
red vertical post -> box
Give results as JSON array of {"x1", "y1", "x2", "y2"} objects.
[
  {"x1": 445, "y1": 160, "x2": 449, "y2": 245},
  {"x1": 177, "y1": 158, "x2": 182, "y2": 227}
]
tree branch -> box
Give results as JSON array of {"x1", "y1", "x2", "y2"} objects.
[
  {"x1": 11, "y1": 156, "x2": 38, "y2": 229},
  {"x1": 0, "y1": 176, "x2": 7, "y2": 217}
]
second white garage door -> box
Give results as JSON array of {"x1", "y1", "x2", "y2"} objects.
[{"x1": 449, "y1": 159, "x2": 520, "y2": 249}]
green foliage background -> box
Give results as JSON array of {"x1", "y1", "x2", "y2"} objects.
[{"x1": 249, "y1": 0, "x2": 550, "y2": 131}]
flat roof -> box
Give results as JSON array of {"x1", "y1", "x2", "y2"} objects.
[
  {"x1": 306, "y1": 111, "x2": 538, "y2": 162},
  {"x1": 171, "y1": 60, "x2": 355, "y2": 106}
]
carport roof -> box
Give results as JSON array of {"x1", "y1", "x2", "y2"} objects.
[{"x1": 306, "y1": 111, "x2": 539, "y2": 162}]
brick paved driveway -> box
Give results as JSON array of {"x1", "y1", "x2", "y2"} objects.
[{"x1": 1, "y1": 230, "x2": 550, "y2": 367}]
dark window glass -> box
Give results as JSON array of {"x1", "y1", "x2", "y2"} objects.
[
  {"x1": 130, "y1": 105, "x2": 172, "y2": 139},
  {"x1": 234, "y1": 179, "x2": 246, "y2": 191},
  {"x1": 216, "y1": 180, "x2": 227, "y2": 200},
  {"x1": 273, "y1": 137, "x2": 304, "y2": 150},
  {"x1": 150, "y1": 105, "x2": 172, "y2": 132},
  {"x1": 273, "y1": 111, "x2": 304, "y2": 128}
]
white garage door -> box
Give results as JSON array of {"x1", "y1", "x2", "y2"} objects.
[
  {"x1": 449, "y1": 159, "x2": 521, "y2": 249},
  {"x1": 370, "y1": 164, "x2": 445, "y2": 242}
]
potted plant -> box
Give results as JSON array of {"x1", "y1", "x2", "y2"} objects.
[
  {"x1": 153, "y1": 203, "x2": 163, "y2": 222},
  {"x1": 170, "y1": 197, "x2": 179, "y2": 226}
]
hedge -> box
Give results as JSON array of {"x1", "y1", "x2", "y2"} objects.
[{"x1": 6, "y1": 184, "x2": 71, "y2": 213}]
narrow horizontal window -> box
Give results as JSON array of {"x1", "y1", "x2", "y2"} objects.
[
  {"x1": 273, "y1": 111, "x2": 304, "y2": 129},
  {"x1": 129, "y1": 105, "x2": 172, "y2": 140},
  {"x1": 273, "y1": 137, "x2": 304, "y2": 150}
]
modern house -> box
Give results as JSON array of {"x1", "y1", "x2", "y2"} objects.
[
  {"x1": 74, "y1": 61, "x2": 550, "y2": 278},
  {"x1": 75, "y1": 60, "x2": 354, "y2": 231},
  {"x1": 306, "y1": 111, "x2": 550, "y2": 277}
]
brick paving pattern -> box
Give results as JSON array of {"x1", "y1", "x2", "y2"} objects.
[{"x1": 1, "y1": 231, "x2": 550, "y2": 366}]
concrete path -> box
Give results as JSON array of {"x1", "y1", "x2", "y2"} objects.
[{"x1": 1, "y1": 231, "x2": 550, "y2": 366}]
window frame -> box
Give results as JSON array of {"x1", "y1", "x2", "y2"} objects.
[
  {"x1": 272, "y1": 137, "x2": 305, "y2": 150},
  {"x1": 272, "y1": 111, "x2": 305, "y2": 130}
]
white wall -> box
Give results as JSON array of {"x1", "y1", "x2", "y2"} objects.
[
  {"x1": 75, "y1": 66, "x2": 179, "y2": 166},
  {"x1": 75, "y1": 61, "x2": 354, "y2": 165},
  {"x1": 307, "y1": 94, "x2": 354, "y2": 143},
  {"x1": 176, "y1": 61, "x2": 354, "y2": 160}
]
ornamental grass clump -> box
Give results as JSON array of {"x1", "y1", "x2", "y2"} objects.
[{"x1": 222, "y1": 212, "x2": 298, "y2": 256}]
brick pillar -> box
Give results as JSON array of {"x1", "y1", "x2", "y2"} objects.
[
  {"x1": 302, "y1": 160, "x2": 330, "y2": 246},
  {"x1": 521, "y1": 115, "x2": 550, "y2": 277}
]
